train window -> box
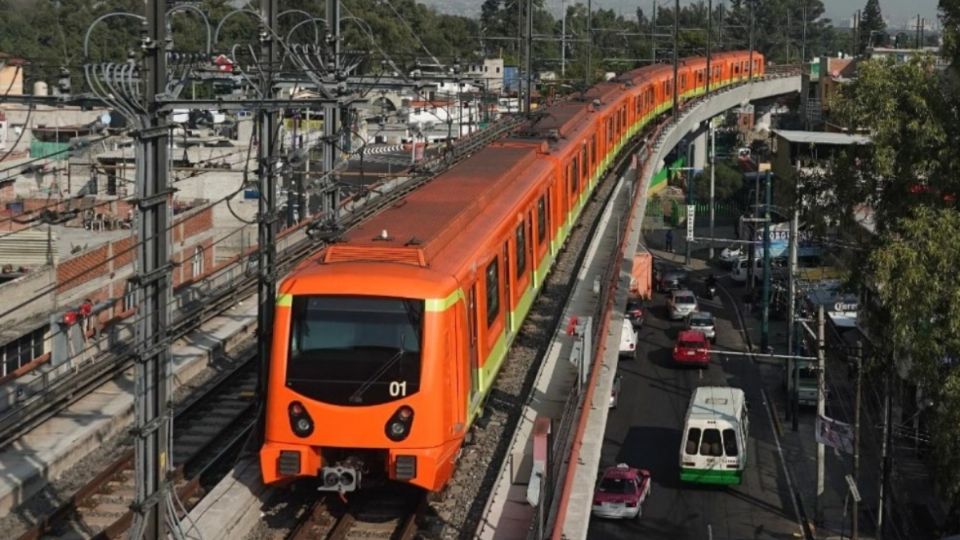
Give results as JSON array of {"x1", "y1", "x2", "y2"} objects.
[
  {"x1": 537, "y1": 196, "x2": 546, "y2": 242},
  {"x1": 286, "y1": 296, "x2": 424, "y2": 406},
  {"x1": 486, "y1": 258, "x2": 500, "y2": 327},
  {"x1": 580, "y1": 145, "x2": 587, "y2": 180},
  {"x1": 570, "y1": 157, "x2": 579, "y2": 195},
  {"x1": 589, "y1": 139, "x2": 596, "y2": 175},
  {"x1": 515, "y1": 223, "x2": 526, "y2": 278}
]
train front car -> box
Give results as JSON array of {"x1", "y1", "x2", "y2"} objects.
[{"x1": 260, "y1": 259, "x2": 464, "y2": 493}]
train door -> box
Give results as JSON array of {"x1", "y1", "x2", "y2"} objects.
[
  {"x1": 503, "y1": 241, "x2": 513, "y2": 334},
  {"x1": 467, "y1": 285, "x2": 480, "y2": 408}
]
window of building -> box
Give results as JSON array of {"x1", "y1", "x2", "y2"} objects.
[
  {"x1": 1, "y1": 325, "x2": 47, "y2": 376},
  {"x1": 515, "y1": 223, "x2": 526, "y2": 278},
  {"x1": 192, "y1": 246, "x2": 204, "y2": 277},
  {"x1": 123, "y1": 280, "x2": 137, "y2": 312},
  {"x1": 485, "y1": 258, "x2": 500, "y2": 327}
]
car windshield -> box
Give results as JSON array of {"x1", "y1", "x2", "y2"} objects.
[
  {"x1": 599, "y1": 476, "x2": 634, "y2": 494},
  {"x1": 680, "y1": 340, "x2": 704, "y2": 349},
  {"x1": 287, "y1": 296, "x2": 424, "y2": 406},
  {"x1": 690, "y1": 314, "x2": 713, "y2": 325},
  {"x1": 675, "y1": 295, "x2": 696, "y2": 305}
]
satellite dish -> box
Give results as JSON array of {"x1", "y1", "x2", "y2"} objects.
[{"x1": 100, "y1": 112, "x2": 112, "y2": 126}]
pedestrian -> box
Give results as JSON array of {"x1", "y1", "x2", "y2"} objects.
[{"x1": 665, "y1": 229, "x2": 674, "y2": 253}]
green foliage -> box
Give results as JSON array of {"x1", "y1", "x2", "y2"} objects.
[
  {"x1": 811, "y1": 56, "x2": 957, "y2": 231},
  {"x1": 693, "y1": 161, "x2": 744, "y2": 201},
  {"x1": 868, "y1": 207, "x2": 960, "y2": 510}
]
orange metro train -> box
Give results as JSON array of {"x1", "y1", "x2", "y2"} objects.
[{"x1": 260, "y1": 51, "x2": 765, "y2": 493}]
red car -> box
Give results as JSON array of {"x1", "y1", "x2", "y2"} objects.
[
  {"x1": 591, "y1": 463, "x2": 652, "y2": 519},
  {"x1": 673, "y1": 330, "x2": 710, "y2": 366}
]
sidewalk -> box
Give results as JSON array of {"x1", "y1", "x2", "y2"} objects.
[{"x1": 643, "y1": 223, "x2": 943, "y2": 540}]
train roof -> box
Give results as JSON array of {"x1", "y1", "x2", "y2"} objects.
[{"x1": 315, "y1": 143, "x2": 551, "y2": 272}]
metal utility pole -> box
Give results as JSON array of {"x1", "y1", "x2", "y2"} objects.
[
  {"x1": 323, "y1": 0, "x2": 341, "y2": 216},
  {"x1": 256, "y1": 0, "x2": 279, "y2": 445},
  {"x1": 801, "y1": 0, "x2": 808, "y2": 64},
  {"x1": 706, "y1": 0, "x2": 713, "y2": 94},
  {"x1": 854, "y1": 10, "x2": 860, "y2": 55},
  {"x1": 877, "y1": 357, "x2": 894, "y2": 539},
  {"x1": 852, "y1": 340, "x2": 863, "y2": 540},
  {"x1": 816, "y1": 304, "x2": 826, "y2": 523},
  {"x1": 560, "y1": 0, "x2": 566, "y2": 77},
  {"x1": 748, "y1": 0, "x2": 754, "y2": 81},
  {"x1": 916, "y1": 14, "x2": 921, "y2": 49},
  {"x1": 761, "y1": 171, "x2": 772, "y2": 351},
  {"x1": 651, "y1": 0, "x2": 657, "y2": 63},
  {"x1": 586, "y1": 0, "x2": 593, "y2": 85},
  {"x1": 672, "y1": 0, "x2": 679, "y2": 119},
  {"x1": 130, "y1": 0, "x2": 177, "y2": 537},
  {"x1": 525, "y1": 0, "x2": 534, "y2": 115},
  {"x1": 788, "y1": 171, "x2": 800, "y2": 431},
  {"x1": 708, "y1": 121, "x2": 716, "y2": 259}
]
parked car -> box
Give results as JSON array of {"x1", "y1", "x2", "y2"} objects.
[
  {"x1": 672, "y1": 329, "x2": 711, "y2": 367},
  {"x1": 718, "y1": 245, "x2": 743, "y2": 267},
  {"x1": 657, "y1": 268, "x2": 689, "y2": 293},
  {"x1": 686, "y1": 311, "x2": 716, "y2": 342},
  {"x1": 591, "y1": 463, "x2": 652, "y2": 519},
  {"x1": 626, "y1": 297, "x2": 645, "y2": 329},
  {"x1": 610, "y1": 374, "x2": 622, "y2": 408},
  {"x1": 667, "y1": 289, "x2": 699, "y2": 320},
  {"x1": 619, "y1": 318, "x2": 638, "y2": 358}
]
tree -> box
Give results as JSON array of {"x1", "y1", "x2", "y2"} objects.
[
  {"x1": 867, "y1": 207, "x2": 960, "y2": 516},
  {"x1": 806, "y1": 56, "x2": 956, "y2": 232},
  {"x1": 859, "y1": 0, "x2": 885, "y2": 53},
  {"x1": 693, "y1": 162, "x2": 743, "y2": 202}
]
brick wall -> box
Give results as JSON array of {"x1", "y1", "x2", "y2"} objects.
[
  {"x1": 55, "y1": 244, "x2": 110, "y2": 293},
  {"x1": 172, "y1": 206, "x2": 213, "y2": 244},
  {"x1": 0, "y1": 181, "x2": 13, "y2": 201}
]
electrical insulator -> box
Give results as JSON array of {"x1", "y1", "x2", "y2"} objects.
[
  {"x1": 79, "y1": 301, "x2": 93, "y2": 318},
  {"x1": 63, "y1": 310, "x2": 78, "y2": 326}
]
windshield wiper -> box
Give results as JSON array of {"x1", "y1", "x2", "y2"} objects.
[{"x1": 348, "y1": 335, "x2": 406, "y2": 404}]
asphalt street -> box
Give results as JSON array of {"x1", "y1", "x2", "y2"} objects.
[{"x1": 588, "y1": 261, "x2": 806, "y2": 540}]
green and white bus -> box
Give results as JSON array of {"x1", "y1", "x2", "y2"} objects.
[{"x1": 679, "y1": 386, "x2": 748, "y2": 485}]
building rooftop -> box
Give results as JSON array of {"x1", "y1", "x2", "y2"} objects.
[{"x1": 772, "y1": 129, "x2": 871, "y2": 146}]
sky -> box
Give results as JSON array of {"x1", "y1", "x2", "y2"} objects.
[{"x1": 574, "y1": 1, "x2": 943, "y2": 31}]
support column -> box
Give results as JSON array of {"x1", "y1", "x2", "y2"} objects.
[
  {"x1": 256, "y1": 0, "x2": 279, "y2": 446},
  {"x1": 130, "y1": 0, "x2": 176, "y2": 537},
  {"x1": 322, "y1": 0, "x2": 341, "y2": 218}
]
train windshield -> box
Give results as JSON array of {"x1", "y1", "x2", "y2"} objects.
[{"x1": 287, "y1": 296, "x2": 423, "y2": 406}]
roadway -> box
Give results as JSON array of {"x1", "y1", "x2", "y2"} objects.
[{"x1": 588, "y1": 260, "x2": 804, "y2": 540}]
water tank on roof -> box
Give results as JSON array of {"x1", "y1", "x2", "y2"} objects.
[{"x1": 33, "y1": 81, "x2": 48, "y2": 96}]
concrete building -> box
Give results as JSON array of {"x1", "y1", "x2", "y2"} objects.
[
  {"x1": 465, "y1": 58, "x2": 504, "y2": 93},
  {"x1": 0, "y1": 53, "x2": 24, "y2": 97}
]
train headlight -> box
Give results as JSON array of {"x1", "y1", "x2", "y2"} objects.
[
  {"x1": 288, "y1": 401, "x2": 314, "y2": 437},
  {"x1": 385, "y1": 405, "x2": 414, "y2": 442}
]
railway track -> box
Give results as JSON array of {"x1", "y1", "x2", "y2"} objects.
[
  {"x1": 17, "y1": 357, "x2": 257, "y2": 540},
  {"x1": 289, "y1": 487, "x2": 424, "y2": 540},
  {"x1": 0, "y1": 113, "x2": 524, "y2": 452}
]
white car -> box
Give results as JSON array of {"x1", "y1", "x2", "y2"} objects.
[
  {"x1": 619, "y1": 318, "x2": 637, "y2": 358},
  {"x1": 668, "y1": 289, "x2": 699, "y2": 320},
  {"x1": 686, "y1": 311, "x2": 717, "y2": 342},
  {"x1": 719, "y1": 245, "x2": 743, "y2": 266}
]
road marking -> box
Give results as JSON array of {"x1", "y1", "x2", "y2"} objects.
[{"x1": 719, "y1": 280, "x2": 814, "y2": 540}]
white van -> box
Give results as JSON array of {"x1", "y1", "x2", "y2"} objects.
[
  {"x1": 618, "y1": 317, "x2": 637, "y2": 358},
  {"x1": 731, "y1": 256, "x2": 784, "y2": 283},
  {"x1": 679, "y1": 386, "x2": 748, "y2": 485},
  {"x1": 731, "y1": 257, "x2": 762, "y2": 283}
]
